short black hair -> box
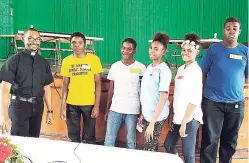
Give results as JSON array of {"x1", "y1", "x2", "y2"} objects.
[
  {"x1": 23, "y1": 28, "x2": 40, "y2": 36},
  {"x1": 122, "y1": 38, "x2": 137, "y2": 49},
  {"x1": 153, "y1": 32, "x2": 170, "y2": 49},
  {"x1": 70, "y1": 32, "x2": 86, "y2": 44},
  {"x1": 224, "y1": 17, "x2": 241, "y2": 27}
]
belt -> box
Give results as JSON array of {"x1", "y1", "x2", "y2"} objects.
[{"x1": 11, "y1": 95, "x2": 37, "y2": 104}]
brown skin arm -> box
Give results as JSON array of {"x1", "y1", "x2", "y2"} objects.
[
  {"x1": 0, "y1": 81, "x2": 12, "y2": 134},
  {"x1": 104, "y1": 80, "x2": 114, "y2": 121},
  {"x1": 144, "y1": 92, "x2": 168, "y2": 142},
  {"x1": 44, "y1": 84, "x2": 52, "y2": 111},
  {"x1": 179, "y1": 103, "x2": 196, "y2": 137},
  {"x1": 91, "y1": 74, "x2": 102, "y2": 118},
  {"x1": 44, "y1": 84, "x2": 53, "y2": 125},
  {"x1": 202, "y1": 72, "x2": 208, "y2": 88},
  {"x1": 60, "y1": 77, "x2": 70, "y2": 120}
]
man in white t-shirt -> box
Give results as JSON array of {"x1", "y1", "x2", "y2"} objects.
[{"x1": 104, "y1": 38, "x2": 146, "y2": 149}]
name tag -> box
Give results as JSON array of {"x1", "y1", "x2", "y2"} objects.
[
  {"x1": 177, "y1": 75, "x2": 184, "y2": 79},
  {"x1": 130, "y1": 68, "x2": 141, "y2": 73},
  {"x1": 229, "y1": 54, "x2": 242, "y2": 60}
]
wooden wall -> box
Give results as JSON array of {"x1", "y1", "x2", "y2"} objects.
[{"x1": 40, "y1": 76, "x2": 248, "y2": 155}]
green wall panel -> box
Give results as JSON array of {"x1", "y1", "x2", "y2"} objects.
[
  {"x1": 0, "y1": 0, "x2": 247, "y2": 64},
  {"x1": 13, "y1": 0, "x2": 55, "y2": 32},
  {"x1": 0, "y1": 0, "x2": 13, "y2": 59}
]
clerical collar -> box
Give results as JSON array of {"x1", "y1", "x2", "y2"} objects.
[{"x1": 23, "y1": 49, "x2": 38, "y2": 56}]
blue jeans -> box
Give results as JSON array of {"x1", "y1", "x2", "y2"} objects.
[
  {"x1": 104, "y1": 111, "x2": 138, "y2": 149},
  {"x1": 164, "y1": 119, "x2": 200, "y2": 163}
]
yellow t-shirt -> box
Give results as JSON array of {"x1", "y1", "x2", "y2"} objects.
[{"x1": 60, "y1": 54, "x2": 103, "y2": 105}]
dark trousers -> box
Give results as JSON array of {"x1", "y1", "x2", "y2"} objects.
[
  {"x1": 164, "y1": 119, "x2": 200, "y2": 163},
  {"x1": 66, "y1": 104, "x2": 96, "y2": 143},
  {"x1": 142, "y1": 119, "x2": 165, "y2": 151},
  {"x1": 200, "y1": 97, "x2": 244, "y2": 163},
  {"x1": 9, "y1": 98, "x2": 44, "y2": 137}
]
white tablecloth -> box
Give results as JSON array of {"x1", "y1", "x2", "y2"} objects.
[{"x1": 9, "y1": 136, "x2": 183, "y2": 163}]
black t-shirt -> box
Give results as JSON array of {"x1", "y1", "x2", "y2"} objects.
[{"x1": 0, "y1": 49, "x2": 54, "y2": 98}]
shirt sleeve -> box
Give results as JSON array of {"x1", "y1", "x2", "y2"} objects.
[
  {"x1": 159, "y1": 65, "x2": 172, "y2": 92},
  {"x1": 200, "y1": 46, "x2": 213, "y2": 74},
  {"x1": 0, "y1": 56, "x2": 18, "y2": 84},
  {"x1": 189, "y1": 69, "x2": 203, "y2": 106},
  {"x1": 44, "y1": 62, "x2": 54, "y2": 86},
  {"x1": 60, "y1": 58, "x2": 70, "y2": 77},
  {"x1": 140, "y1": 64, "x2": 147, "y2": 76},
  {"x1": 92, "y1": 56, "x2": 103, "y2": 75},
  {"x1": 107, "y1": 64, "x2": 114, "y2": 80},
  {"x1": 245, "y1": 52, "x2": 248, "y2": 78}
]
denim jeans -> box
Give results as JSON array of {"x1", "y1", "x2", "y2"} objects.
[
  {"x1": 104, "y1": 111, "x2": 138, "y2": 149},
  {"x1": 66, "y1": 104, "x2": 96, "y2": 143},
  {"x1": 164, "y1": 119, "x2": 200, "y2": 163},
  {"x1": 200, "y1": 97, "x2": 244, "y2": 163}
]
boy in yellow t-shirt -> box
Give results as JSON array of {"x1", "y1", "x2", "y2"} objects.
[{"x1": 60, "y1": 32, "x2": 103, "y2": 143}]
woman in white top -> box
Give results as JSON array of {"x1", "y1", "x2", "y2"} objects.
[
  {"x1": 139, "y1": 32, "x2": 172, "y2": 151},
  {"x1": 164, "y1": 33, "x2": 203, "y2": 163}
]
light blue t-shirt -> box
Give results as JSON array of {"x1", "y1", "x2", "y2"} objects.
[
  {"x1": 200, "y1": 42, "x2": 248, "y2": 103},
  {"x1": 140, "y1": 62, "x2": 172, "y2": 122}
]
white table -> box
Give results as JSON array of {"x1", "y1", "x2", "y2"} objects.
[{"x1": 9, "y1": 136, "x2": 183, "y2": 163}]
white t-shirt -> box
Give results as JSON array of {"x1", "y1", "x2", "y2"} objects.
[
  {"x1": 107, "y1": 61, "x2": 146, "y2": 114},
  {"x1": 173, "y1": 61, "x2": 203, "y2": 124}
]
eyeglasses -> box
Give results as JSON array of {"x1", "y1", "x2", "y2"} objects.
[{"x1": 28, "y1": 37, "x2": 42, "y2": 43}]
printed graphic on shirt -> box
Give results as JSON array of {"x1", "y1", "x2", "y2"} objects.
[{"x1": 69, "y1": 64, "x2": 92, "y2": 76}]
